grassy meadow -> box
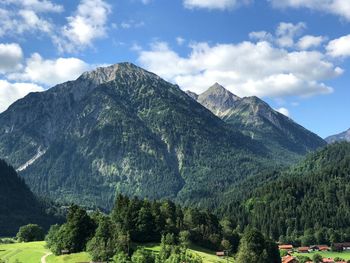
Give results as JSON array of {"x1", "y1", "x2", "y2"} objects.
[
  {"x1": 0, "y1": 241, "x2": 232, "y2": 263},
  {"x1": 292, "y1": 251, "x2": 350, "y2": 260}
]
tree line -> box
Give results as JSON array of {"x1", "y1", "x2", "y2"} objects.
[{"x1": 45, "y1": 194, "x2": 280, "y2": 262}]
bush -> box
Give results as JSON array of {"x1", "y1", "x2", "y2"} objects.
[{"x1": 16, "y1": 224, "x2": 44, "y2": 242}]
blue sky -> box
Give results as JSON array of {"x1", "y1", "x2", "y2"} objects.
[{"x1": 0, "y1": 0, "x2": 349, "y2": 138}]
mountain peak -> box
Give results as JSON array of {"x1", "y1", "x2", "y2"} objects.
[
  {"x1": 196, "y1": 83, "x2": 240, "y2": 116},
  {"x1": 80, "y1": 62, "x2": 158, "y2": 85}
]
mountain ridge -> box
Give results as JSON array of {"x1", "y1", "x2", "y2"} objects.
[
  {"x1": 325, "y1": 128, "x2": 350, "y2": 143},
  {"x1": 188, "y1": 84, "x2": 326, "y2": 163},
  {"x1": 0, "y1": 62, "x2": 272, "y2": 210}
]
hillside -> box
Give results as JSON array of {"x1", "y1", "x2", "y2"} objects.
[
  {"x1": 326, "y1": 128, "x2": 350, "y2": 143},
  {"x1": 0, "y1": 63, "x2": 274, "y2": 210},
  {"x1": 228, "y1": 142, "x2": 350, "y2": 242},
  {"x1": 0, "y1": 159, "x2": 58, "y2": 236},
  {"x1": 188, "y1": 84, "x2": 326, "y2": 164}
]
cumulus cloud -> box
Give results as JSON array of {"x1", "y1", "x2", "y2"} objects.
[
  {"x1": 275, "y1": 22, "x2": 306, "y2": 48},
  {"x1": 183, "y1": 0, "x2": 251, "y2": 10},
  {"x1": 250, "y1": 22, "x2": 314, "y2": 49},
  {"x1": 297, "y1": 35, "x2": 326, "y2": 50},
  {"x1": 0, "y1": 43, "x2": 23, "y2": 74},
  {"x1": 137, "y1": 39, "x2": 341, "y2": 98},
  {"x1": 0, "y1": 0, "x2": 62, "y2": 37},
  {"x1": 8, "y1": 53, "x2": 90, "y2": 86},
  {"x1": 54, "y1": 0, "x2": 111, "y2": 53},
  {"x1": 0, "y1": 79, "x2": 44, "y2": 112},
  {"x1": 326, "y1": 34, "x2": 350, "y2": 58},
  {"x1": 276, "y1": 107, "x2": 290, "y2": 117},
  {"x1": 269, "y1": 0, "x2": 350, "y2": 21}
]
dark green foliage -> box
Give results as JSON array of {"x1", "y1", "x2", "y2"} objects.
[
  {"x1": 111, "y1": 194, "x2": 225, "y2": 250},
  {"x1": 236, "y1": 228, "x2": 281, "y2": 263},
  {"x1": 16, "y1": 224, "x2": 44, "y2": 242},
  {"x1": 0, "y1": 159, "x2": 60, "y2": 236},
  {"x1": 46, "y1": 205, "x2": 96, "y2": 255},
  {"x1": 228, "y1": 142, "x2": 350, "y2": 245},
  {"x1": 312, "y1": 253, "x2": 323, "y2": 263},
  {"x1": 87, "y1": 215, "x2": 117, "y2": 261}
]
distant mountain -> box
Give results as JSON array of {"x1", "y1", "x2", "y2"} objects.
[
  {"x1": 193, "y1": 83, "x2": 240, "y2": 117},
  {"x1": 232, "y1": 142, "x2": 350, "y2": 241},
  {"x1": 189, "y1": 84, "x2": 326, "y2": 164},
  {"x1": 0, "y1": 63, "x2": 275, "y2": 210},
  {"x1": 0, "y1": 159, "x2": 59, "y2": 236},
  {"x1": 325, "y1": 128, "x2": 350, "y2": 143}
]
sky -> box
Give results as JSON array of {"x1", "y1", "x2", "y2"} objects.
[{"x1": 0, "y1": 0, "x2": 349, "y2": 138}]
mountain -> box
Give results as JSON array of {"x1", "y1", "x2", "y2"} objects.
[
  {"x1": 229, "y1": 142, "x2": 350, "y2": 242},
  {"x1": 0, "y1": 159, "x2": 59, "y2": 236},
  {"x1": 194, "y1": 83, "x2": 240, "y2": 117},
  {"x1": 188, "y1": 84, "x2": 326, "y2": 164},
  {"x1": 325, "y1": 128, "x2": 350, "y2": 143},
  {"x1": 0, "y1": 63, "x2": 273, "y2": 210}
]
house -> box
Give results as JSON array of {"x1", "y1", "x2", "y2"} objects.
[
  {"x1": 322, "y1": 258, "x2": 334, "y2": 263},
  {"x1": 216, "y1": 251, "x2": 225, "y2": 257},
  {"x1": 279, "y1": 244, "x2": 294, "y2": 251},
  {"x1": 333, "y1": 242, "x2": 350, "y2": 251},
  {"x1": 310, "y1": 245, "x2": 330, "y2": 251},
  {"x1": 318, "y1": 245, "x2": 330, "y2": 251},
  {"x1": 298, "y1": 247, "x2": 310, "y2": 253},
  {"x1": 282, "y1": 255, "x2": 298, "y2": 263}
]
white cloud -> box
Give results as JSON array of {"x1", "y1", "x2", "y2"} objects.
[
  {"x1": 183, "y1": 0, "x2": 250, "y2": 10},
  {"x1": 2, "y1": 0, "x2": 63, "y2": 13},
  {"x1": 250, "y1": 22, "x2": 312, "y2": 49},
  {"x1": 8, "y1": 53, "x2": 90, "y2": 86},
  {"x1": 120, "y1": 20, "x2": 145, "y2": 29},
  {"x1": 276, "y1": 107, "x2": 290, "y2": 117},
  {"x1": 0, "y1": 0, "x2": 62, "y2": 37},
  {"x1": 249, "y1": 31, "x2": 273, "y2": 42},
  {"x1": 176, "y1": 37, "x2": 186, "y2": 46},
  {"x1": 275, "y1": 22, "x2": 306, "y2": 48},
  {"x1": 0, "y1": 79, "x2": 44, "y2": 113},
  {"x1": 326, "y1": 34, "x2": 350, "y2": 58},
  {"x1": 269, "y1": 0, "x2": 350, "y2": 21},
  {"x1": 55, "y1": 0, "x2": 111, "y2": 53},
  {"x1": 137, "y1": 40, "x2": 340, "y2": 98},
  {"x1": 297, "y1": 35, "x2": 326, "y2": 50},
  {"x1": 0, "y1": 43, "x2": 23, "y2": 74}
]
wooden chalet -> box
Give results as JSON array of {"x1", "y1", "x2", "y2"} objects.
[
  {"x1": 279, "y1": 244, "x2": 294, "y2": 251},
  {"x1": 297, "y1": 246, "x2": 310, "y2": 253},
  {"x1": 282, "y1": 255, "x2": 298, "y2": 263}
]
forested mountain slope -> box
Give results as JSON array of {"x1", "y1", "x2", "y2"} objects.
[
  {"x1": 226, "y1": 142, "x2": 350, "y2": 243},
  {"x1": 0, "y1": 63, "x2": 274, "y2": 210},
  {"x1": 0, "y1": 159, "x2": 58, "y2": 236}
]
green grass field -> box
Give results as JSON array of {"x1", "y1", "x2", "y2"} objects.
[
  {"x1": 0, "y1": 241, "x2": 48, "y2": 263},
  {"x1": 46, "y1": 252, "x2": 91, "y2": 263},
  {"x1": 0, "y1": 241, "x2": 231, "y2": 263},
  {"x1": 0, "y1": 241, "x2": 91, "y2": 263},
  {"x1": 293, "y1": 251, "x2": 350, "y2": 260},
  {"x1": 143, "y1": 243, "x2": 234, "y2": 263}
]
